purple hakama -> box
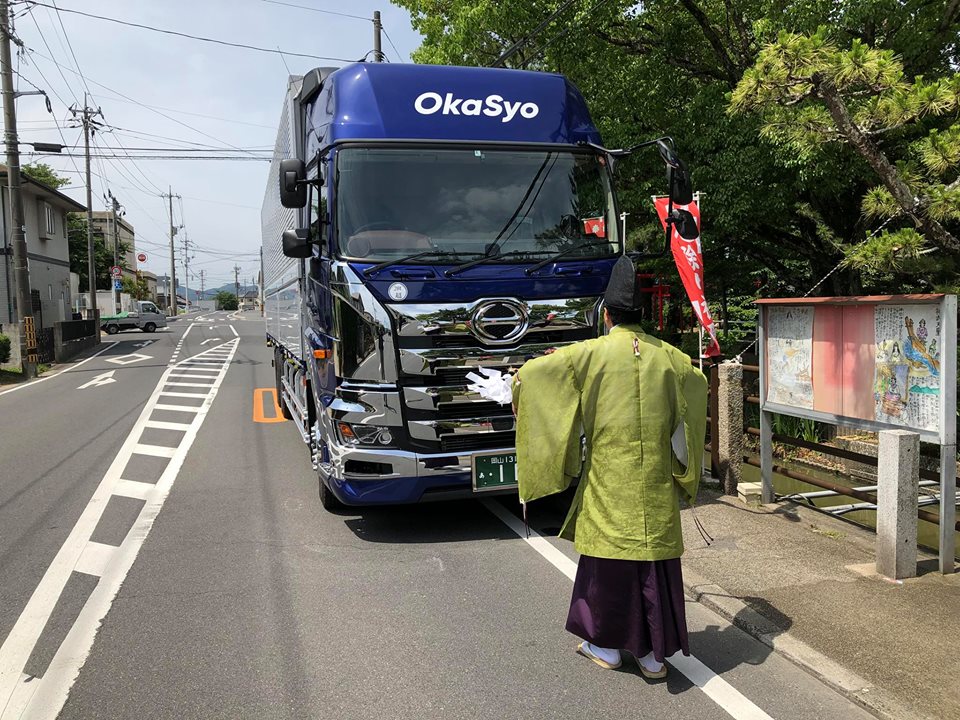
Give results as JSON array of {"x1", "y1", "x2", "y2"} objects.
[{"x1": 565, "y1": 555, "x2": 690, "y2": 663}]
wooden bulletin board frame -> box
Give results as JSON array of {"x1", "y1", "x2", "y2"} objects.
[{"x1": 756, "y1": 294, "x2": 957, "y2": 572}]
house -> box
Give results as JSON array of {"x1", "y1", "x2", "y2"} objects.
[
  {"x1": 0, "y1": 166, "x2": 86, "y2": 329},
  {"x1": 89, "y1": 212, "x2": 137, "y2": 283},
  {"x1": 239, "y1": 289, "x2": 259, "y2": 311}
]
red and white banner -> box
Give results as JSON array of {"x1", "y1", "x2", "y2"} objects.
[{"x1": 653, "y1": 196, "x2": 721, "y2": 357}]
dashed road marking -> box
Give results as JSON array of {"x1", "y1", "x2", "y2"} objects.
[
  {"x1": 0, "y1": 338, "x2": 239, "y2": 719},
  {"x1": 482, "y1": 500, "x2": 775, "y2": 720}
]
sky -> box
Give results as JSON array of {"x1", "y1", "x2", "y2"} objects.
[{"x1": 9, "y1": 0, "x2": 422, "y2": 293}]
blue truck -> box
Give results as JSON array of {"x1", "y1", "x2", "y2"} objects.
[{"x1": 261, "y1": 62, "x2": 691, "y2": 510}]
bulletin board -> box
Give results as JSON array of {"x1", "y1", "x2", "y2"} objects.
[{"x1": 757, "y1": 295, "x2": 957, "y2": 445}]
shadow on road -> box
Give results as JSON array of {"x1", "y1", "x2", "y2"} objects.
[{"x1": 341, "y1": 500, "x2": 519, "y2": 544}]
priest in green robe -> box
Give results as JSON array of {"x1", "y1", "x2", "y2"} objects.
[{"x1": 512, "y1": 255, "x2": 708, "y2": 679}]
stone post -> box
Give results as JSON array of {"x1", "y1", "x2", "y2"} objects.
[
  {"x1": 876, "y1": 429, "x2": 919, "y2": 580},
  {"x1": 716, "y1": 362, "x2": 744, "y2": 495}
]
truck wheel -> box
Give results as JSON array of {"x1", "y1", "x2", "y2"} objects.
[
  {"x1": 273, "y1": 348, "x2": 293, "y2": 420},
  {"x1": 143, "y1": 322, "x2": 156, "y2": 333},
  {"x1": 318, "y1": 475, "x2": 343, "y2": 511},
  {"x1": 105, "y1": 324, "x2": 119, "y2": 335}
]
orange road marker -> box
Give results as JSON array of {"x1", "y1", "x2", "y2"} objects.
[{"x1": 253, "y1": 388, "x2": 287, "y2": 423}]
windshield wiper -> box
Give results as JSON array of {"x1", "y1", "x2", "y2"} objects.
[
  {"x1": 524, "y1": 241, "x2": 616, "y2": 276},
  {"x1": 361, "y1": 250, "x2": 482, "y2": 277},
  {"x1": 444, "y1": 250, "x2": 536, "y2": 277}
]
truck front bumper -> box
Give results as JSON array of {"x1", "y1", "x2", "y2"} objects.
[{"x1": 322, "y1": 442, "x2": 516, "y2": 506}]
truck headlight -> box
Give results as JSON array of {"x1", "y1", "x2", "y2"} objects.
[{"x1": 337, "y1": 422, "x2": 393, "y2": 446}]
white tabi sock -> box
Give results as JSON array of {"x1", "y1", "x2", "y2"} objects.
[
  {"x1": 583, "y1": 642, "x2": 620, "y2": 665},
  {"x1": 638, "y1": 651, "x2": 664, "y2": 672}
]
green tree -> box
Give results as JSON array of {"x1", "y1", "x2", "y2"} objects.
[
  {"x1": 214, "y1": 290, "x2": 238, "y2": 311},
  {"x1": 121, "y1": 275, "x2": 150, "y2": 300},
  {"x1": 68, "y1": 215, "x2": 132, "y2": 293},
  {"x1": 730, "y1": 27, "x2": 960, "y2": 290},
  {"x1": 21, "y1": 163, "x2": 70, "y2": 189},
  {"x1": 391, "y1": 0, "x2": 960, "y2": 299}
]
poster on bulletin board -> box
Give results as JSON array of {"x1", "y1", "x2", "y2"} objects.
[{"x1": 757, "y1": 295, "x2": 956, "y2": 444}]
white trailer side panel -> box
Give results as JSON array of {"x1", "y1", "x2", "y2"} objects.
[{"x1": 261, "y1": 76, "x2": 304, "y2": 360}]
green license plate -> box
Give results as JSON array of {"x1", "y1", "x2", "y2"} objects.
[{"x1": 472, "y1": 452, "x2": 517, "y2": 492}]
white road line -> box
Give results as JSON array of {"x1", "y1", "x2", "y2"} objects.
[
  {"x1": 166, "y1": 374, "x2": 216, "y2": 380},
  {"x1": 112, "y1": 479, "x2": 155, "y2": 500},
  {"x1": 0, "y1": 338, "x2": 239, "y2": 719},
  {"x1": 143, "y1": 420, "x2": 192, "y2": 431},
  {"x1": 481, "y1": 500, "x2": 775, "y2": 720},
  {"x1": 0, "y1": 342, "x2": 119, "y2": 398},
  {"x1": 153, "y1": 403, "x2": 202, "y2": 413},
  {"x1": 132, "y1": 443, "x2": 178, "y2": 458},
  {"x1": 73, "y1": 542, "x2": 117, "y2": 577},
  {"x1": 158, "y1": 390, "x2": 207, "y2": 398},
  {"x1": 164, "y1": 381, "x2": 218, "y2": 388},
  {"x1": 229, "y1": 324, "x2": 238, "y2": 337}
]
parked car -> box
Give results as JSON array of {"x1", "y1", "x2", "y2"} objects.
[{"x1": 100, "y1": 301, "x2": 168, "y2": 334}]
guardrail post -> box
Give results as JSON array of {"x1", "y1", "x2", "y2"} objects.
[
  {"x1": 876, "y1": 429, "x2": 920, "y2": 580},
  {"x1": 716, "y1": 362, "x2": 743, "y2": 495}
]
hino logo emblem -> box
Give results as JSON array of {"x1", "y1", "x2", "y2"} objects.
[
  {"x1": 414, "y1": 92, "x2": 540, "y2": 123},
  {"x1": 470, "y1": 300, "x2": 529, "y2": 345}
]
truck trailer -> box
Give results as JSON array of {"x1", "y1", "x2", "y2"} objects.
[{"x1": 261, "y1": 62, "x2": 690, "y2": 510}]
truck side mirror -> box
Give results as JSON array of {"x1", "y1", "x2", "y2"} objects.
[
  {"x1": 668, "y1": 160, "x2": 693, "y2": 206},
  {"x1": 279, "y1": 159, "x2": 307, "y2": 208},
  {"x1": 655, "y1": 140, "x2": 693, "y2": 205},
  {"x1": 671, "y1": 209, "x2": 700, "y2": 240},
  {"x1": 282, "y1": 228, "x2": 312, "y2": 258}
]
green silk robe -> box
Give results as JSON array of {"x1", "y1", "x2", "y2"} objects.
[{"x1": 513, "y1": 324, "x2": 708, "y2": 561}]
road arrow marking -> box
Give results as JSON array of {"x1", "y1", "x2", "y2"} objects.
[
  {"x1": 77, "y1": 370, "x2": 116, "y2": 389},
  {"x1": 200, "y1": 338, "x2": 221, "y2": 345},
  {"x1": 105, "y1": 353, "x2": 152, "y2": 366},
  {"x1": 133, "y1": 340, "x2": 154, "y2": 348}
]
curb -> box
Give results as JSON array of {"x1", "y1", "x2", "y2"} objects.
[{"x1": 681, "y1": 566, "x2": 930, "y2": 720}]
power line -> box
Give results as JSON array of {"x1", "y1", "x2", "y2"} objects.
[
  {"x1": 47, "y1": 0, "x2": 91, "y2": 96},
  {"x1": 489, "y1": 0, "x2": 582, "y2": 67},
  {"x1": 25, "y1": 1, "x2": 359, "y2": 62},
  {"x1": 381, "y1": 25, "x2": 404, "y2": 63},
  {"x1": 26, "y1": 48, "x2": 269, "y2": 158},
  {"x1": 23, "y1": 152, "x2": 270, "y2": 160},
  {"x1": 76, "y1": 95, "x2": 276, "y2": 130},
  {"x1": 260, "y1": 0, "x2": 370, "y2": 22},
  {"x1": 520, "y1": 0, "x2": 615, "y2": 68}
]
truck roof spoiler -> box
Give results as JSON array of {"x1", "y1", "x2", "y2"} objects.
[{"x1": 298, "y1": 67, "x2": 340, "y2": 105}]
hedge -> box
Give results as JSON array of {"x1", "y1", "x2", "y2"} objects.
[{"x1": 0, "y1": 333, "x2": 10, "y2": 364}]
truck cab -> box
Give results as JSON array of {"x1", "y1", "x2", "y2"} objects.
[{"x1": 263, "y1": 63, "x2": 623, "y2": 509}]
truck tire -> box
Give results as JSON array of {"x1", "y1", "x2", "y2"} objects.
[
  {"x1": 318, "y1": 474, "x2": 343, "y2": 511},
  {"x1": 105, "y1": 324, "x2": 120, "y2": 335},
  {"x1": 143, "y1": 322, "x2": 156, "y2": 333},
  {"x1": 274, "y1": 347, "x2": 293, "y2": 420}
]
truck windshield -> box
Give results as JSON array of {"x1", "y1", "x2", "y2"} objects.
[{"x1": 334, "y1": 147, "x2": 619, "y2": 262}]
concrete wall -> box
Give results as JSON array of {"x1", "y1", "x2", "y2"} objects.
[{"x1": 54, "y1": 320, "x2": 99, "y2": 363}]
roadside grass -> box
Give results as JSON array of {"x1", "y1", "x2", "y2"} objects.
[{"x1": 0, "y1": 364, "x2": 52, "y2": 385}]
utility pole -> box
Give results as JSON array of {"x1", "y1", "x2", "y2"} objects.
[
  {"x1": 107, "y1": 190, "x2": 122, "y2": 313},
  {"x1": 199, "y1": 268, "x2": 205, "y2": 304},
  {"x1": 70, "y1": 95, "x2": 103, "y2": 320},
  {"x1": 181, "y1": 231, "x2": 191, "y2": 313},
  {"x1": 0, "y1": 0, "x2": 36, "y2": 376},
  {"x1": 373, "y1": 11, "x2": 383, "y2": 62},
  {"x1": 161, "y1": 187, "x2": 180, "y2": 316},
  {"x1": 233, "y1": 264, "x2": 240, "y2": 302}
]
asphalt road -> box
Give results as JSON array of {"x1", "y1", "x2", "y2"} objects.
[{"x1": 0, "y1": 311, "x2": 876, "y2": 720}]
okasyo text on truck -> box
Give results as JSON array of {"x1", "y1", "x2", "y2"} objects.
[{"x1": 261, "y1": 62, "x2": 695, "y2": 510}]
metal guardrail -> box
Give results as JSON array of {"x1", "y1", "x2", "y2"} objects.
[{"x1": 739, "y1": 363, "x2": 960, "y2": 529}]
